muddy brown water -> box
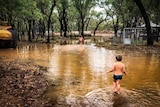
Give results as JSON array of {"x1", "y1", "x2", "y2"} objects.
[{"x1": 0, "y1": 43, "x2": 160, "y2": 106}]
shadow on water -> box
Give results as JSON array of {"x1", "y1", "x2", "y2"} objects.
[{"x1": 112, "y1": 95, "x2": 129, "y2": 107}]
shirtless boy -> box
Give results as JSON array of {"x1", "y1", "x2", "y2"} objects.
[
  {"x1": 107, "y1": 55, "x2": 127, "y2": 94},
  {"x1": 79, "y1": 36, "x2": 84, "y2": 45}
]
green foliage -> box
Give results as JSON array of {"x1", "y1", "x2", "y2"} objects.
[
  {"x1": 72, "y1": 0, "x2": 96, "y2": 19},
  {"x1": 110, "y1": 0, "x2": 159, "y2": 27},
  {"x1": 0, "y1": 0, "x2": 159, "y2": 34}
]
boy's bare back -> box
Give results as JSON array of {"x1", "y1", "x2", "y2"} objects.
[
  {"x1": 107, "y1": 55, "x2": 127, "y2": 75},
  {"x1": 113, "y1": 62, "x2": 126, "y2": 75}
]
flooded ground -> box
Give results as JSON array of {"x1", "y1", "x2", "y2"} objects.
[{"x1": 0, "y1": 43, "x2": 160, "y2": 106}]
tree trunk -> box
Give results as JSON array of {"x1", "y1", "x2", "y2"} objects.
[
  {"x1": 114, "y1": 18, "x2": 118, "y2": 37},
  {"x1": 63, "y1": 9, "x2": 67, "y2": 38},
  {"x1": 77, "y1": 18, "x2": 80, "y2": 34},
  {"x1": 133, "y1": 0, "x2": 153, "y2": 45},
  {"x1": 17, "y1": 21, "x2": 20, "y2": 40},
  {"x1": 80, "y1": 13, "x2": 84, "y2": 37},
  {"x1": 85, "y1": 18, "x2": 90, "y2": 31},
  {"x1": 32, "y1": 19, "x2": 35, "y2": 39},
  {"x1": 59, "y1": 12, "x2": 63, "y2": 37},
  {"x1": 47, "y1": 0, "x2": 56, "y2": 43},
  {"x1": 94, "y1": 19, "x2": 106, "y2": 36},
  {"x1": 28, "y1": 20, "x2": 32, "y2": 41}
]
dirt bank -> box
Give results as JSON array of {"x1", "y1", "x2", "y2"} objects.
[
  {"x1": 97, "y1": 42, "x2": 160, "y2": 54},
  {"x1": 0, "y1": 60, "x2": 54, "y2": 107}
]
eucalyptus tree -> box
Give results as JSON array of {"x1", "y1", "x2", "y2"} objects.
[
  {"x1": 141, "y1": 0, "x2": 160, "y2": 25},
  {"x1": 108, "y1": 0, "x2": 124, "y2": 28},
  {"x1": 108, "y1": 0, "x2": 156, "y2": 45},
  {"x1": 46, "y1": 0, "x2": 56, "y2": 43},
  {"x1": 0, "y1": 0, "x2": 25, "y2": 40},
  {"x1": 108, "y1": 0, "x2": 138, "y2": 28},
  {"x1": 36, "y1": 0, "x2": 49, "y2": 38},
  {"x1": 90, "y1": 10, "x2": 107, "y2": 36},
  {"x1": 138, "y1": 0, "x2": 160, "y2": 45},
  {"x1": 67, "y1": 4, "x2": 79, "y2": 32},
  {"x1": 20, "y1": 0, "x2": 43, "y2": 41},
  {"x1": 133, "y1": 0, "x2": 153, "y2": 45},
  {"x1": 56, "y1": 0, "x2": 69, "y2": 37},
  {"x1": 37, "y1": 0, "x2": 56, "y2": 43},
  {"x1": 153, "y1": 0, "x2": 160, "y2": 25},
  {"x1": 0, "y1": 0, "x2": 43, "y2": 41},
  {"x1": 0, "y1": 0, "x2": 22, "y2": 24},
  {"x1": 113, "y1": 0, "x2": 155, "y2": 45},
  {"x1": 72, "y1": 0, "x2": 96, "y2": 37},
  {"x1": 96, "y1": 0, "x2": 119, "y2": 36}
]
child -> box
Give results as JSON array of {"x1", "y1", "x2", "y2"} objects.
[
  {"x1": 79, "y1": 35, "x2": 84, "y2": 45},
  {"x1": 106, "y1": 55, "x2": 127, "y2": 94}
]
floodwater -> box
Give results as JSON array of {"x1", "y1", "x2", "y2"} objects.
[{"x1": 0, "y1": 43, "x2": 160, "y2": 106}]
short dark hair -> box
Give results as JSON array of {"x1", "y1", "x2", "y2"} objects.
[{"x1": 116, "y1": 55, "x2": 122, "y2": 61}]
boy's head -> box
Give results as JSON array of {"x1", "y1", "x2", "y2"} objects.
[{"x1": 116, "y1": 55, "x2": 122, "y2": 61}]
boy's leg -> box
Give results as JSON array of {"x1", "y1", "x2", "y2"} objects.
[
  {"x1": 113, "y1": 81, "x2": 117, "y2": 92},
  {"x1": 116, "y1": 80, "x2": 121, "y2": 94}
]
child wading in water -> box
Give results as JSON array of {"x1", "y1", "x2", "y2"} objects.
[
  {"x1": 107, "y1": 55, "x2": 127, "y2": 94},
  {"x1": 79, "y1": 35, "x2": 84, "y2": 45}
]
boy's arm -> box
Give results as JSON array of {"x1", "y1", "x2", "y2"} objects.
[{"x1": 122, "y1": 64, "x2": 127, "y2": 75}]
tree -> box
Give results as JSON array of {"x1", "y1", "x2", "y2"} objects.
[
  {"x1": 73, "y1": 0, "x2": 96, "y2": 37},
  {"x1": 142, "y1": 0, "x2": 160, "y2": 25},
  {"x1": 133, "y1": 0, "x2": 153, "y2": 45},
  {"x1": 0, "y1": 0, "x2": 158, "y2": 45},
  {"x1": 46, "y1": 0, "x2": 56, "y2": 43},
  {"x1": 57, "y1": 0, "x2": 69, "y2": 37},
  {"x1": 90, "y1": 10, "x2": 106, "y2": 36},
  {"x1": 21, "y1": 0, "x2": 42, "y2": 41}
]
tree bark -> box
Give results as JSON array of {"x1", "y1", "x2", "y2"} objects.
[
  {"x1": 80, "y1": 13, "x2": 85, "y2": 38},
  {"x1": 93, "y1": 19, "x2": 106, "y2": 36},
  {"x1": 85, "y1": 18, "x2": 90, "y2": 31},
  {"x1": 28, "y1": 20, "x2": 32, "y2": 41},
  {"x1": 59, "y1": 11, "x2": 63, "y2": 37},
  {"x1": 133, "y1": 0, "x2": 153, "y2": 45},
  {"x1": 47, "y1": 0, "x2": 56, "y2": 43},
  {"x1": 62, "y1": 9, "x2": 68, "y2": 38},
  {"x1": 32, "y1": 19, "x2": 35, "y2": 39}
]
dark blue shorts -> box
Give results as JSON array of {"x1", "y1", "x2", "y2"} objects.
[{"x1": 113, "y1": 75, "x2": 122, "y2": 82}]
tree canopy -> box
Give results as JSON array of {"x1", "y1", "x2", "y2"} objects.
[{"x1": 0, "y1": 0, "x2": 159, "y2": 45}]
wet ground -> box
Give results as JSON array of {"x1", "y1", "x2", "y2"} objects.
[
  {"x1": 0, "y1": 60, "x2": 51, "y2": 107},
  {"x1": 0, "y1": 41, "x2": 160, "y2": 107}
]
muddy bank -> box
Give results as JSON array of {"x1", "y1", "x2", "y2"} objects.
[
  {"x1": 97, "y1": 43, "x2": 160, "y2": 54},
  {"x1": 0, "y1": 60, "x2": 54, "y2": 107}
]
